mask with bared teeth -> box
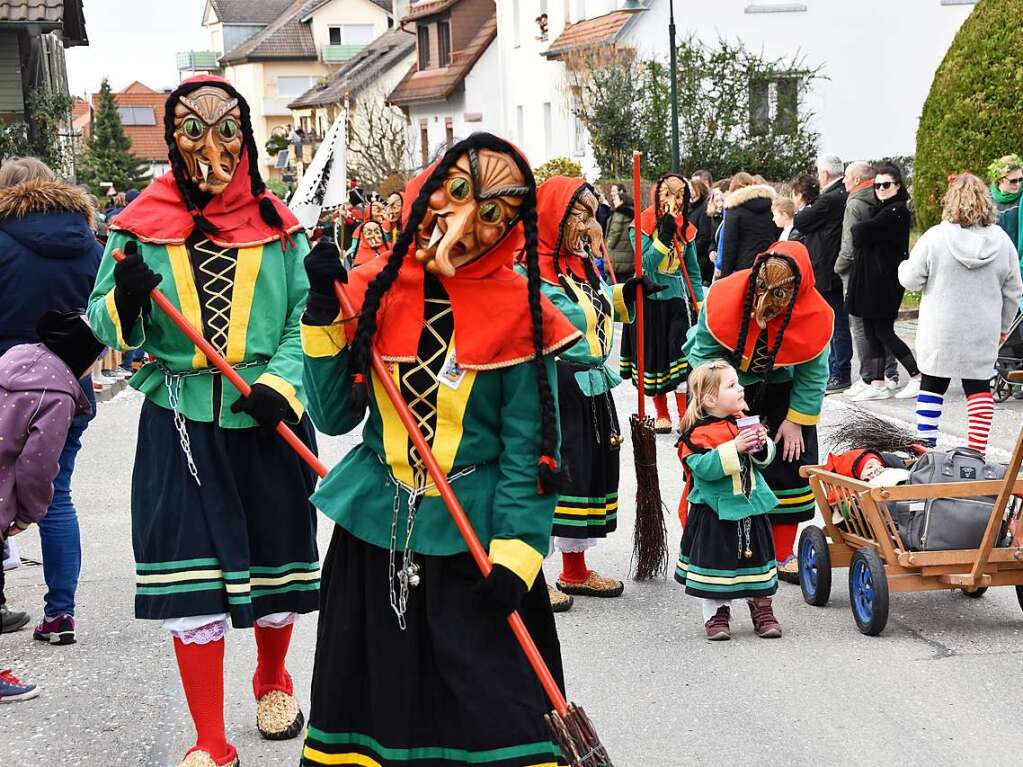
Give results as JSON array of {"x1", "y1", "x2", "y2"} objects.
[
  {"x1": 173, "y1": 85, "x2": 243, "y2": 195},
  {"x1": 414, "y1": 148, "x2": 530, "y2": 277}
]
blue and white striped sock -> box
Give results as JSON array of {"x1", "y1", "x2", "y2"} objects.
[{"x1": 916, "y1": 391, "x2": 944, "y2": 447}]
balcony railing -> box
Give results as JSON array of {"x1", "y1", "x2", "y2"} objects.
[
  {"x1": 176, "y1": 51, "x2": 221, "y2": 71},
  {"x1": 320, "y1": 44, "x2": 365, "y2": 64}
]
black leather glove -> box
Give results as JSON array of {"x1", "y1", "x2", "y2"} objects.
[
  {"x1": 230, "y1": 382, "x2": 294, "y2": 428},
  {"x1": 303, "y1": 239, "x2": 347, "y2": 325},
  {"x1": 475, "y1": 564, "x2": 528, "y2": 617},
  {"x1": 622, "y1": 275, "x2": 666, "y2": 305},
  {"x1": 657, "y1": 212, "x2": 677, "y2": 245},
  {"x1": 113, "y1": 240, "x2": 161, "y2": 338}
]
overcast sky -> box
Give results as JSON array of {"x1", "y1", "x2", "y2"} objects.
[{"x1": 66, "y1": 0, "x2": 208, "y2": 96}]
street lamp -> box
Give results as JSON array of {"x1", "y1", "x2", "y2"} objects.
[{"x1": 668, "y1": 0, "x2": 679, "y2": 172}]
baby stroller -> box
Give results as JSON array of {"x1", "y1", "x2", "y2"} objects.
[{"x1": 991, "y1": 306, "x2": 1023, "y2": 402}]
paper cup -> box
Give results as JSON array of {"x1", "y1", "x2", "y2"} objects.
[{"x1": 735, "y1": 415, "x2": 761, "y2": 432}]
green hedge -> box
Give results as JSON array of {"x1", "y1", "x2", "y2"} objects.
[{"x1": 915, "y1": 0, "x2": 1023, "y2": 229}]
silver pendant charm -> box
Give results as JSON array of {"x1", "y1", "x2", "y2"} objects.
[
  {"x1": 399, "y1": 563, "x2": 421, "y2": 589},
  {"x1": 609, "y1": 433, "x2": 624, "y2": 448}
]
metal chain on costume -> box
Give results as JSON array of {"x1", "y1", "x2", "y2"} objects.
[
  {"x1": 738, "y1": 517, "x2": 753, "y2": 560},
  {"x1": 382, "y1": 459, "x2": 477, "y2": 630},
  {"x1": 157, "y1": 359, "x2": 266, "y2": 487}
]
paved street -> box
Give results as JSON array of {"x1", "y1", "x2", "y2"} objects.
[{"x1": 2, "y1": 321, "x2": 1022, "y2": 766}]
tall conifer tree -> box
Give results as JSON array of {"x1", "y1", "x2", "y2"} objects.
[{"x1": 78, "y1": 78, "x2": 151, "y2": 194}]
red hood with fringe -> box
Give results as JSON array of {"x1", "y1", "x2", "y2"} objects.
[
  {"x1": 110, "y1": 75, "x2": 299, "y2": 248},
  {"x1": 342, "y1": 159, "x2": 579, "y2": 369},
  {"x1": 704, "y1": 240, "x2": 833, "y2": 367}
]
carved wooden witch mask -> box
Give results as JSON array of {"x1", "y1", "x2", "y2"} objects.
[
  {"x1": 658, "y1": 175, "x2": 688, "y2": 218},
  {"x1": 414, "y1": 148, "x2": 529, "y2": 277},
  {"x1": 173, "y1": 85, "x2": 243, "y2": 195},
  {"x1": 362, "y1": 220, "x2": 384, "y2": 249},
  {"x1": 753, "y1": 255, "x2": 797, "y2": 329},
  {"x1": 562, "y1": 187, "x2": 604, "y2": 259}
]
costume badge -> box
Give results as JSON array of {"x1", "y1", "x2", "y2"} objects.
[{"x1": 437, "y1": 348, "x2": 465, "y2": 389}]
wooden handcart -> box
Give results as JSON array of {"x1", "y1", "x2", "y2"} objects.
[{"x1": 797, "y1": 432, "x2": 1023, "y2": 636}]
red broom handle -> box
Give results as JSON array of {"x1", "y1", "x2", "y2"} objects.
[
  {"x1": 111, "y1": 249, "x2": 330, "y2": 479},
  {"x1": 632, "y1": 151, "x2": 645, "y2": 420},
  {"x1": 332, "y1": 280, "x2": 570, "y2": 716}
]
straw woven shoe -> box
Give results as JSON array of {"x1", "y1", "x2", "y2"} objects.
[
  {"x1": 178, "y1": 749, "x2": 239, "y2": 767},
  {"x1": 547, "y1": 584, "x2": 574, "y2": 613},
  {"x1": 556, "y1": 571, "x2": 625, "y2": 598},
  {"x1": 256, "y1": 689, "x2": 305, "y2": 740}
]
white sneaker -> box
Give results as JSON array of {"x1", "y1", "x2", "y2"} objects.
[
  {"x1": 851, "y1": 384, "x2": 891, "y2": 402},
  {"x1": 92, "y1": 373, "x2": 114, "y2": 385},
  {"x1": 885, "y1": 378, "x2": 899, "y2": 391},
  {"x1": 845, "y1": 380, "x2": 870, "y2": 397},
  {"x1": 894, "y1": 377, "x2": 921, "y2": 399}
]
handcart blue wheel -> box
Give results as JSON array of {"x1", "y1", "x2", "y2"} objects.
[
  {"x1": 798, "y1": 526, "x2": 831, "y2": 607},
  {"x1": 849, "y1": 549, "x2": 889, "y2": 636}
]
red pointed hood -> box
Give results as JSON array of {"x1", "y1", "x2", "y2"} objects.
[
  {"x1": 343, "y1": 159, "x2": 579, "y2": 369},
  {"x1": 536, "y1": 176, "x2": 590, "y2": 283},
  {"x1": 110, "y1": 74, "x2": 299, "y2": 248},
  {"x1": 704, "y1": 240, "x2": 833, "y2": 367}
]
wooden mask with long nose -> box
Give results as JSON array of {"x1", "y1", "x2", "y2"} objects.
[{"x1": 173, "y1": 86, "x2": 243, "y2": 195}]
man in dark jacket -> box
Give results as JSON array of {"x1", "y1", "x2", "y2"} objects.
[
  {"x1": 719, "y1": 183, "x2": 780, "y2": 277},
  {"x1": 794, "y1": 154, "x2": 852, "y2": 391}
]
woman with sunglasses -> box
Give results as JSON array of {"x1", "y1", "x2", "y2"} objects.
[
  {"x1": 988, "y1": 154, "x2": 1023, "y2": 214},
  {"x1": 846, "y1": 163, "x2": 922, "y2": 402}
]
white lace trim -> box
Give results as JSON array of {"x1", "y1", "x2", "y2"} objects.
[
  {"x1": 255, "y1": 612, "x2": 298, "y2": 629},
  {"x1": 552, "y1": 536, "x2": 598, "y2": 553}
]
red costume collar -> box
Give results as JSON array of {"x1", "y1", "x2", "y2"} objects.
[
  {"x1": 342, "y1": 161, "x2": 580, "y2": 369},
  {"x1": 704, "y1": 240, "x2": 833, "y2": 367},
  {"x1": 637, "y1": 206, "x2": 697, "y2": 245}
]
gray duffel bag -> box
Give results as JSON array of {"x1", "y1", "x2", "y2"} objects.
[{"x1": 898, "y1": 447, "x2": 1008, "y2": 551}]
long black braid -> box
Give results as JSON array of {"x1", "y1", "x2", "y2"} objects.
[
  {"x1": 349, "y1": 132, "x2": 567, "y2": 494},
  {"x1": 163, "y1": 79, "x2": 283, "y2": 235},
  {"x1": 732, "y1": 253, "x2": 802, "y2": 380}
]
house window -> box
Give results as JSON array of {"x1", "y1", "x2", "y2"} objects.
[
  {"x1": 438, "y1": 21, "x2": 451, "y2": 67},
  {"x1": 536, "y1": 0, "x2": 548, "y2": 41},
  {"x1": 570, "y1": 93, "x2": 585, "y2": 157},
  {"x1": 278, "y1": 76, "x2": 319, "y2": 97},
  {"x1": 418, "y1": 26, "x2": 431, "y2": 69},
  {"x1": 513, "y1": 0, "x2": 521, "y2": 47},
  {"x1": 329, "y1": 24, "x2": 375, "y2": 45},
  {"x1": 117, "y1": 106, "x2": 156, "y2": 126},
  {"x1": 516, "y1": 105, "x2": 524, "y2": 146},
  {"x1": 445, "y1": 116, "x2": 454, "y2": 146},
  {"x1": 420, "y1": 119, "x2": 429, "y2": 166},
  {"x1": 749, "y1": 75, "x2": 799, "y2": 136},
  {"x1": 543, "y1": 102, "x2": 552, "y2": 159}
]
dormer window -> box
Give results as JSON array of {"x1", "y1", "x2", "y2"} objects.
[{"x1": 418, "y1": 25, "x2": 430, "y2": 69}]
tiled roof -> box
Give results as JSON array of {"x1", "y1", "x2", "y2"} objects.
[
  {"x1": 299, "y1": 0, "x2": 391, "y2": 19},
  {"x1": 208, "y1": 0, "x2": 295, "y2": 25},
  {"x1": 289, "y1": 29, "x2": 415, "y2": 109},
  {"x1": 543, "y1": 10, "x2": 636, "y2": 59},
  {"x1": 406, "y1": 0, "x2": 459, "y2": 20},
  {"x1": 0, "y1": 0, "x2": 63, "y2": 24},
  {"x1": 220, "y1": 0, "x2": 317, "y2": 64},
  {"x1": 89, "y1": 82, "x2": 169, "y2": 163},
  {"x1": 388, "y1": 13, "x2": 495, "y2": 107}
]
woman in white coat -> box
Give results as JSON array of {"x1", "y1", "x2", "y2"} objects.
[{"x1": 899, "y1": 173, "x2": 1023, "y2": 454}]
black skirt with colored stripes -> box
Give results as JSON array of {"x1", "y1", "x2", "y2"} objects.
[
  {"x1": 619, "y1": 296, "x2": 691, "y2": 396},
  {"x1": 131, "y1": 399, "x2": 320, "y2": 627},
  {"x1": 744, "y1": 380, "x2": 818, "y2": 524},
  {"x1": 674, "y1": 503, "x2": 778, "y2": 600},
  {"x1": 551, "y1": 362, "x2": 621, "y2": 540},
  {"x1": 304, "y1": 527, "x2": 566, "y2": 767}
]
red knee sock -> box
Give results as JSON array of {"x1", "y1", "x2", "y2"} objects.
[
  {"x1": 653, "y1": 394, "x2": 670, "y2": 421},
  {"x1": 560, "y1": 551, "x2": 589, "y2": 584},
  {"x1": 253, "y1": 623, "x2": 295, "y2": 699},
  {"x1": 772, "y1": 522, "x2": 799, "y2": 562},
  {"x1": 674, "y1": 391, "x2": 687, "y2": 420},
  {"x1": 966, "y1": 392, "x2": 995, "y2": 455},
  {"x1": 173, "y1": 637, "x2": 236, "y2": 766}
]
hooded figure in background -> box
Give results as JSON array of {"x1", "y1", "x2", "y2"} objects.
[
  {"x1": 619, "y1": 172, "x2": 705, "y2": 433},
  {"x1": 684, "y1": 240, "x2": 833, "y2": 586},
  {"x1": 523, "y1": 176, "x2": 658, "y2": 611},
  {"x1": 87, "y1": 75, "x2": 318, "y2": 767},
  {"x1": 299, "y1": 133, "x2": 580, "y2": 767}
]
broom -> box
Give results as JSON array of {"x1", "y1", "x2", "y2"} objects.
[
  {"x1": 826, "y1": 407, "x2": 929, "y2": 456},
  {"x1": 629, "y1": 151, "x2": 669, "y2": 581},
  {"x1": 113, "y1": 246, "x2": 615, "y2": 766}
]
